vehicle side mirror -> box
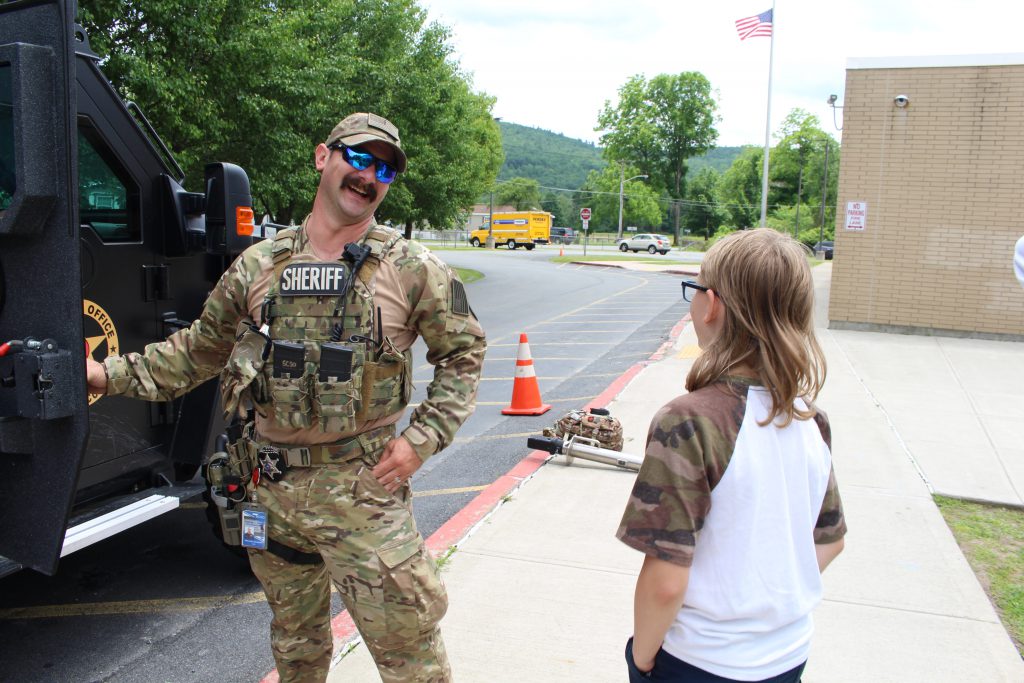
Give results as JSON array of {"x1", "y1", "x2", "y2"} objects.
[{"x1": 204, "y1": 162, "x2": 254, "y2": 257}]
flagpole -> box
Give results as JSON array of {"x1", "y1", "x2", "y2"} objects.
[{"x1": 758, "y1": 0, "x2": 776, "y2": 228}]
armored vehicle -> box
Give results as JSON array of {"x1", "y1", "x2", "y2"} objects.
[{"x1": 0, "y1": 0, "x2": 259, "y2": 577}]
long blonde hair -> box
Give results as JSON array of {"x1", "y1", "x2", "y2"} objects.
[{"x1": 685, "y1": 229, "x2": 826, "y2": 426}]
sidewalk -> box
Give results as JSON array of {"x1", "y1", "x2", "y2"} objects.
[{"x1": 327, "y1": 262, "x2": 1023, "y2": 682}]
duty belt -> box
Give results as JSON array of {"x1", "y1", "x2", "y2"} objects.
[{"x1": 247, "y1": 424, "x2": 395, "y2": 482}]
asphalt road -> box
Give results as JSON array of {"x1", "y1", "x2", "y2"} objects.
[{"x1": 0, "y1": 247, "x2": 691, "y2": 683}]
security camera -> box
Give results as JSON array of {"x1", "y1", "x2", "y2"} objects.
[
  {"x1": 894, "y1": 94, "x2": 909, "y2": 108},
  {"x1": 827, "y1": 94, "x2": 838, "y2": 105}
]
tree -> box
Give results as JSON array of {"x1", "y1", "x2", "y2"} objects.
[
  {"x1": 768, "y1": 109, "x2": 840, "y2": 234},
  {"x1": 540, "y1": 191, "x2": 577, "y2": 227},
  {"x1": 597, "y1": 72, "x2": 719, "y2": 241},
  {"x1": 495, "y1": 177, "x2": 542, "y2": 210},
  {"x1": 77, "y1": 0, "x2": 502, "y2": 228},
  {"x1": 716, "y1": 147, "x2": 763, "y2": 229},
  {"x1": 681, "y1": 168, "x2": 727, "y2": 238},
  {"x1": 580, "y1": 164, "x2": 663, "y2": 232}
]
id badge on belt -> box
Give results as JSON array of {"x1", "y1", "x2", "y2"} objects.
[{"x1": 240, "y1": 503, "x2": 269, "y2": 550}]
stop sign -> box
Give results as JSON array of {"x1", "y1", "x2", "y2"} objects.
[{"x1": 580, "y1": 207, "x2": 591, "y2": 220}]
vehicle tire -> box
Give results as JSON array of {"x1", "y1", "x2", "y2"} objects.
[
  {"x1": 648, "y1": 245, "x2": 657, "y2": 254},
  {"x1": 619, "y1": 243, "x2": 629, "y2": 252},
  {"x1": 507, "y1": 239, "x2": 517, "y2": 250},
  {"x1": 471, "y1": 237, "x2": 481, "y2": 247},
  {"x1": 525, "y1": 244, "x2": 535, "y2": 251}
]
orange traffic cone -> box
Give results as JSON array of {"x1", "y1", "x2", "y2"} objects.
[
  {"x1": 502, "y1": 333, "x2": 551, "y2": 416},
  {"x1": 559, "y1": 245, "x2": 564, "y2": 257}
]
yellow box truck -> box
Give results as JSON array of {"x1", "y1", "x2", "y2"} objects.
[{"x1": 469, "y1": 211, "x2": 552, "y2": 250}]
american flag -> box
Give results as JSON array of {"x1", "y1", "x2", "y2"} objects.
[{"x1": 735, "y1": 9, "x2": 773, "y2": 40}]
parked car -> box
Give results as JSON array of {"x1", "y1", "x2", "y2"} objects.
[
  {"x1": 618, "y1": 233, "x2": 672, "y2": 255},
  {"x1": 813, "y1": 240, "x2": 834, "y2": 260},
  {"x1": 549, "y1": 226, "x2": 576, "y2": 244}
]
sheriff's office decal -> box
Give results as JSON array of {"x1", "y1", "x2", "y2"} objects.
[
  {"x1": 84, "y1": 299, "x2": 119, "y2": 405},
  {"x1": 279, "y1": 263, "x2": 350, "y2": 296}
]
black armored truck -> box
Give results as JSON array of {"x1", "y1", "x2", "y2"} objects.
[{"x1": 0, "y1": 0, "x2": 262, "y2": 577}]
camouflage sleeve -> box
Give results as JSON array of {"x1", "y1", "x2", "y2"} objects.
[
  {"x1": 395, "y1": 242, "x2": 486, "y2": 460},
  {"x1": 103, "y1": 244, "x2": 260, "y2": 401},
  {"x1": 810, "y1": 406, "x2": 846, "y2": 543},
  {"x1": 616, "y1": 403, "x2": 720, "y2": 568},
  {"x1": 814, "y1": 465, "x2": 847, "y2": 544}
]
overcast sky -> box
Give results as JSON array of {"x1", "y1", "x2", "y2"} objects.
[{"x1": 418, "y1": 0, "x2": 1024, "y2": 147}]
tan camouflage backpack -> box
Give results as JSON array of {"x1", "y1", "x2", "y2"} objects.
[{"x1": 542, "y1": 408, "x2": 623, "y2": 451}]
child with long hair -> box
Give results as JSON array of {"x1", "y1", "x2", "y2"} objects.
[{"x1": 618, "y1": 229, "x2": 847, "y2": 682}]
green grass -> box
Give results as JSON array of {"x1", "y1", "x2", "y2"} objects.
[
  {"x1": 434, "y1": 545, "x2": 458, "y2": 570},
  {"x1": 454, "y1": 267, "x2": 483, "y2": 284},
  {"x1": 935, "y1": 495, "x2": 1024, "y2": 655}
]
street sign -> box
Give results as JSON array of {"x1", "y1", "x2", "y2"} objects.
[
  {"x1": 581, "y1": 219, "x2": 589, "y2": 231},
  {"x1": 580, "y1": 207, "x2": 591, "y2": 220},
  {"x1": 844, "y1": 201, "x2": 867, "y2": 231}
]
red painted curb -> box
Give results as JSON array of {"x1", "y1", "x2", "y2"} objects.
[{"x1": 260, "y1": 313, "x2": 693, "y2": 682}]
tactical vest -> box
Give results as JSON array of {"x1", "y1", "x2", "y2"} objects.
[{"x1": 220, "y1": 225, "x2": 412, "y2": 436}]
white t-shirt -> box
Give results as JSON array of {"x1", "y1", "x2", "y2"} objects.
[{"x1": 618, "y1": 378, "x2": 845, "y2": 681}]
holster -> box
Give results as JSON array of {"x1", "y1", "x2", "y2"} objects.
[{"x1": 205, "y1": 421, "x2": 257, "y2": 547}]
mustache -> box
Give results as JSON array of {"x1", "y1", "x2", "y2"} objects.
[{"x1": 341, "y1": 173, "x2": 378, "y2": 201}]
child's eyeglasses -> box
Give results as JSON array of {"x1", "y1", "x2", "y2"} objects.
[
  {"x1": 681, "y1": 280, "x2": 716, "y2": 302},
  {"x1": 328, "y1": 143, "x2": 399, "y2": 184}
]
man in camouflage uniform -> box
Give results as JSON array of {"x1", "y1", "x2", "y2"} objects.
[{"x1": 86, "y1": 112, "x2": 486, "y2": 683}]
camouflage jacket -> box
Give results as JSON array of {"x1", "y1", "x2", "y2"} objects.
[
  {"x1": 104, "y1": 222, "x2": 486, "y2": 460},
  {"x1": 617, "y1": 376, "x2": 846, "y2": 567}
]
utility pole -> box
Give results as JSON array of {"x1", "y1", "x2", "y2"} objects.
[
  {"x1": 793, "y1": 146, "x2": 804, "y2": 239},
  {"x1": 617, "y1": 166, "x2": 648, "y2": 241},
  {"x1": 817, "y1": 139, "x2": 830, "y2": 251},
  {"x1": 486, "y1": 187, "x2": 495, "y2": 249},
  {"x1": 617, "y1": 165, "x2": 625, "y2": 241}
]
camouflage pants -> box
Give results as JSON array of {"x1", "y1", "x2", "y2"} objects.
[{"x1": 247, "y1": 453, "x2": 451, "y2": 683}]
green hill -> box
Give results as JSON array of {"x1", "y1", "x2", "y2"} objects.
[
  {"x1": 498, "y1": 122, "x2": 604, "y2": 189},
  {"x1": 497, "y1": 121, "x2": 746, "y2": 188}
]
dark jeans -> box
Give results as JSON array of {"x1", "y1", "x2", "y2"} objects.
[{"x1": 625, "y1": 638, "x2": 805, "y2": 683}]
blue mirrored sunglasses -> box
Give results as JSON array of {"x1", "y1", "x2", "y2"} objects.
[{"x1": 328, "y1": 143, "x2": 398, "y2": 184}]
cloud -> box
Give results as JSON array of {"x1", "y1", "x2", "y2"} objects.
[{"x1": 421, "y1": 0, "x2": 1024, "y2": 147}]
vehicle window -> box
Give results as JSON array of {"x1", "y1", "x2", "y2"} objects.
[
  {"x1": 0, "y1": 64, "x2": 13, "y2": 214},
  {"x1": 78, "y1": 120, "x2": 140, "y2": 242}
]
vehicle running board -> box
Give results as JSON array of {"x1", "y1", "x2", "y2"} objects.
[{"x1": 61, "y1": 483, "x2": 204, "y2": 557}]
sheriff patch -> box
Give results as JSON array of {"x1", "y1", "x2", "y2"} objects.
[{"x1": 279, "y1": 263, "x2": 351, "y2": 296}]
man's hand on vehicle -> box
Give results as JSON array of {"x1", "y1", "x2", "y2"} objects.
[
  {"x1": 86, "y1": 357, "x2": 108, "y2": 395},
  {"x1": 373, "y1": 436, "x2": 424, "y2": 493}
]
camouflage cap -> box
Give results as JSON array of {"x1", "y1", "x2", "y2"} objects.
[{"x1": 326, "y1": 112, "x2": 407, "y2": 173}]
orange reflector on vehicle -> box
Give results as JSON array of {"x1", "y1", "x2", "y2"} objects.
[{"x1": 236, "y1": 206, "x2": 255, "y2": 236}]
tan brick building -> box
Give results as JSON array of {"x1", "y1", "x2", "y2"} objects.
[{"x1": 830, "y1": 55, "x2": 1024, "y2": 339}]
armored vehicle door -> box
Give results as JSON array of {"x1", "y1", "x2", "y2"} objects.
[{"x1": 0, "y1": 0, "x2": 88, "y2": 575}]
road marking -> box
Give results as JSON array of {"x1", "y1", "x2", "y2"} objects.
[
  {"x1": 482, "y1": 356, "x2": 611, "y2": 362},
  {"x1": 676, "y1": 345, "x2": 702, "y2": 359},
  {"x1": 474, "y1": 372, "x2": 623, "y2": 381},
  {"x1": 452, "y1": 430, "x2": 543, "y2": 444},
  {"x1": 412, "y1": 485, "x2": 488, "y2": 498},
  {"x1": 538, "y1": 320, "x2": 646, "y2": 324},
  {"x1": 521, "y1": 329, "x2": 638, "y2": 333},
  {"x1": 472, "y1": 394, "x2": 596, "y2": 406},
  {"x1": 0, "y1": 592, "x2": 269, "y2": 620}
]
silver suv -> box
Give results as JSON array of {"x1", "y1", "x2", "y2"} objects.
[{"x1": 617, "y1": 233, "x2": 671, "y2": 255}]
